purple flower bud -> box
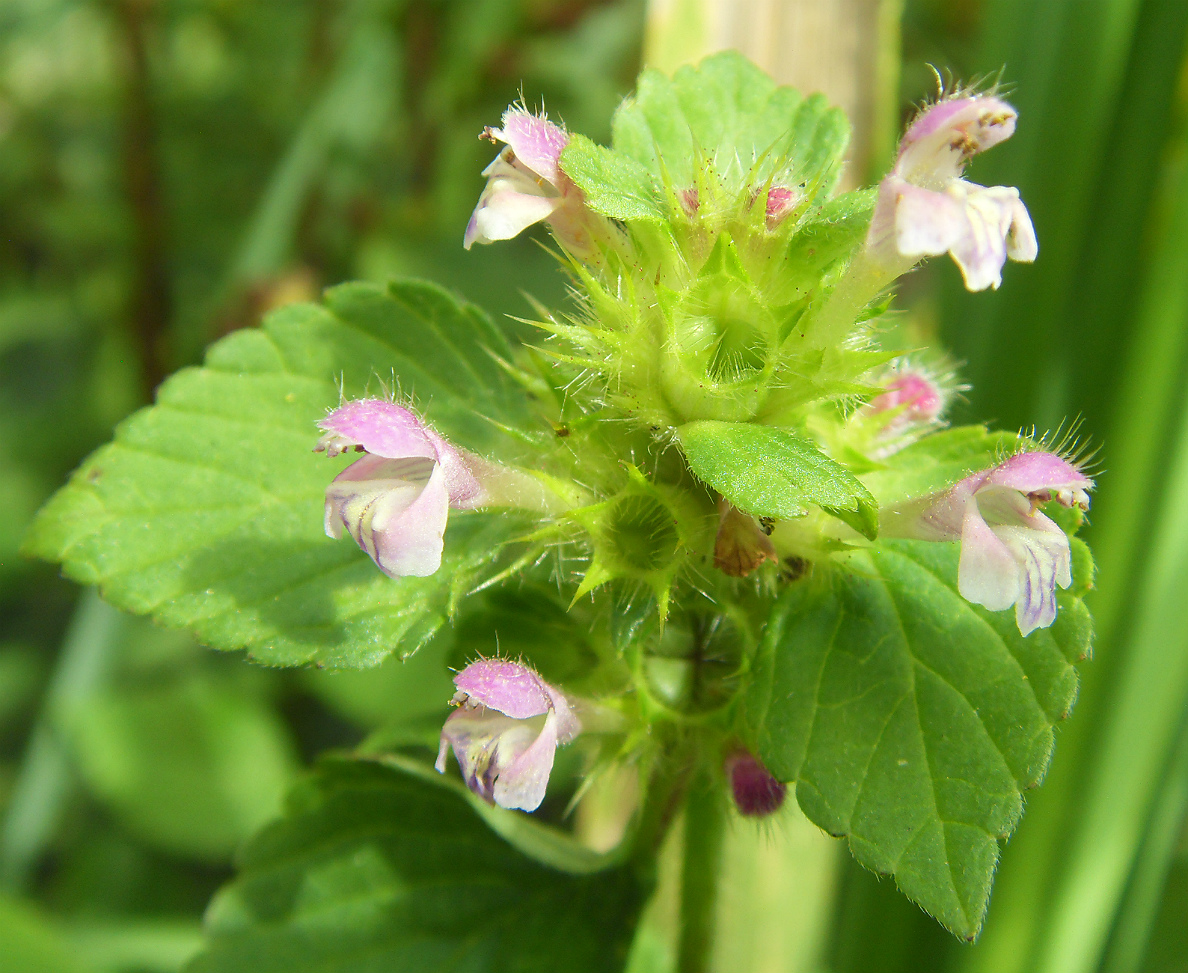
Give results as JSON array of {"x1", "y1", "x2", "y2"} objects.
[
  {"x1": 882, "y1": 451, "x2": 1093, "y2": 635},
  {"x1": 867, "y1": 371, "x2": 944, "y2": 426},
  {"x1": 725, "y1": 750, "x2": 786, "y2": 817},
  {"x1": 435, "y1": 659, "x2": 580, "y2": 812},
  {"x1": 464, "y1": 107, "x2": 597, "y2": 259},
  {"x1": 316, "y1": 399, "x2": 485, "y2": 578},
  {"x1": 869, "y1": 94, "x2": 1037, "y2": 291},
  {"x1": 764, "y1": 186, "x2": 799, "y2": 227}
]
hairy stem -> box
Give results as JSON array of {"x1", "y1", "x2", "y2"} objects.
[{"x1": 678, "y1": 776, "x2": 725, "y2": 973}]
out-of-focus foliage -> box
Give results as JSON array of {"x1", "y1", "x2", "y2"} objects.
[{"x1": 0, "y1": 0, "x2": 642, "y2": 968}]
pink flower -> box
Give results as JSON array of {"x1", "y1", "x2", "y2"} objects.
[
  {"x1": 464, "y1": 107, "x2": 596, "y2": 259},
  {"x1": 315, "y1": 399, "x2": 486, "y2": 578},
  {"x1": 869, "y1": 94, "x2": 1037, "y2": 291},
  {"x1": 882, "y1": 451, "x2": 1093, "y2": 635},
  {"x1": 725, "y1": 750, "x2": 786, "y2": 817},
  {"x1": 436, "y1": 659, "x2": 580, "y2": 812}
]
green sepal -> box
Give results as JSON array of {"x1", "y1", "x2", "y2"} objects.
[
  {"x1": 559, "y1": 133, "x2": 666, "y2": 222},
  {"x1": 568, "y1": 466, "x2": 711, "y2": 620},
  {"x1": 677, "y1": 420, "x2": 878, "y2": 538},
  {"x1": 778, "y1": 188, "x2": 876, "y2": 300}
]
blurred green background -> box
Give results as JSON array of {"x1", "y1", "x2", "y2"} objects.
[{"x1": 0, "y1": 1, "x2": 1185, "y2": 972}]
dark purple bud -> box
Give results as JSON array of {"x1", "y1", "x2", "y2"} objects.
[{"x1": 726, "y1": 750, "x2": 786, "y2": 817}]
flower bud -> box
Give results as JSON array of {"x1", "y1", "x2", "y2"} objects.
[
  {"x1": 725, "y1": 749, "x2": 786, "y2": 817},
  {"x1": 764, "y1": 186, "x2": 799, "y2": 227},
  {"x1": 435, "y1": 659, "x2": 580, "y2": 812},
  {"x1": 867, "y1": 372, "x2": 944, "y2": 426}
]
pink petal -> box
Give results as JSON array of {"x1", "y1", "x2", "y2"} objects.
[
  {"x1": 324, "y1": 456, "x2": 450, "y2": 577},
  {"x1": 492, "y1": 108, "x2": 569, "y2": 185},
  {"x1": 868, "y1": 372, "x2": 943, "y2": 422},
  {"x1": 972, "y1": 485, "x2": 1074, "y2": 634},
  {"x1": 438, "y1": 709, "x2": 536, "y2": 803},
  {"x1": 317, "y1": 399, "x2": 437, "y2": 460},
  {"x1": 901, "y1": 96, "x2": 1017, "y2": 154},
  {"x1": 453, "y1": 659, "x2": 553, "y2": 720},
  {"x1": 991, "y1": 514, "x2": 1071, "y2": 635},
  {"x1": 544, "y1": 687, "x2": 581, "y2": 743},
  {"x1": 371, "y1": 461, "x2": 451, "y2": 576},
  {"x1": 323, "y1": 454, "x2": 431, "y2": 545},
  {"x1": 897, "y1": 96, "x2": 1017, "y2": 186},
  {"x1": 893, "y1": 181, "x2": 968, "y2": 258},
  {"x1": 883, "y1": 477, "x2": 976, "y2": 541},
  {"x1": 1006, "y1": 194, "x2": 1038, "y2": 262},
  {"x1": 982, "y1": 451, "x2": 1093, "y2": 496},
  {"x1": 464, "y1": 186, "x2": 560, "y2": 249},
  {"x1": 947, "y1": 184, "x2": 1017, "y2": 291},
  {"x1": 765, "y1": 186, "x2": 799, "y2": 227},
  {"x1": 492, "y1": 709, "x2": 561, "y2": 812},
  {"x1": 957, "y1": 495, "x2": 1020, "y2": 613}
]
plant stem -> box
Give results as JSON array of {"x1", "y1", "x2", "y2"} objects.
[
  {"x1": 111, "y1": 0, "x2": 171, "y2": 398},
  {"x1": 677, "y1": 776, "x2": 725, "y2": 973}
]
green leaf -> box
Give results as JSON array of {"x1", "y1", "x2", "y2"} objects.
[
  {"x1": 745, "y1": 540, "x2": 1089, "y2": 939},
  {"x1": 559, "y1": 134, "x2": 666, "y2": 222},
  {"x1": 677, "y1": 419, "x2": 878, "y2": 537},
  {"x1": 24, "y1": 279, "x2": 538, "y2": 668},
  {"x1": 779, "y1": 189, "x2": 876, "y2": 297},
  {"x1": 188, "y1": 757, "x2": 645, "y2": 973},
  {"x1": 861, "y1": 425, "x2": 1022, "y2": 506},
  {"x1": 568, "y1": 51, "x2": 848, "y2": 208}
]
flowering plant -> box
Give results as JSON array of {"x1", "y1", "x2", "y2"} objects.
[{"x1": 26, "y1": 54, "x2": 1095, "y2": 967}]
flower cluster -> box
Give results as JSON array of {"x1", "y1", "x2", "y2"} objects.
[{"x1": 312, "y1": 65, "x2": 1094, "y2": 814}]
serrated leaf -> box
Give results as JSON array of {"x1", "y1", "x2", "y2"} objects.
[
  {"x1": 559, "y1": 134, "x2": 666, "y2": 222},
  {"x1": 744, "y1": 540, "x2": 1090, "y2": 939},
  {"x1": 188, "y1": 757, "x2": 644, "y2": 973},
  {"x1": 778, "y1": 189, "x2": 876, "y2": 297},
  {"x1": 570, "y1": 51, "x2": 849, "y2": 209},
  {"x1": 24, "y1": 279, "x2": 539, "y2": 668},
  {"x1": 677, "y1": 419, "x2": 878, "y2": 537}
]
